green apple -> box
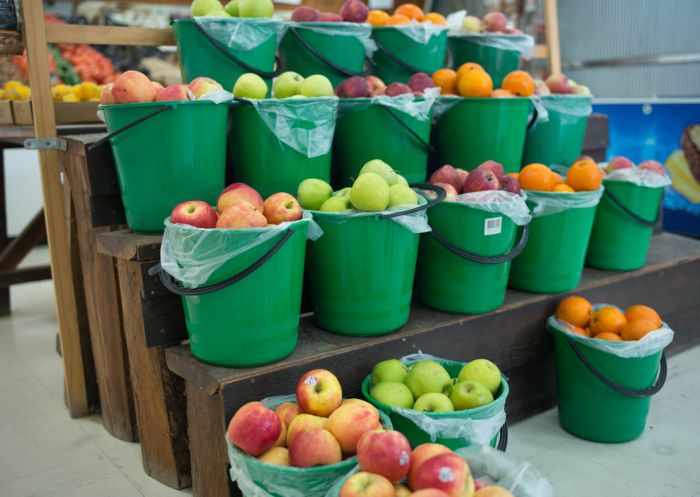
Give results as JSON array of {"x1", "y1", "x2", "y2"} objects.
[
  {"x1": 233, "y1": 73, "x2": 267, "y2": 99},
  {"x1": 350, "y1": 173, "x2": 390, "y2": 212},
  {"x1": 457, "y1": 359, "x2": 501, "y2": 396},
  {"x1": 450, "y1": 380, "x2": 493, "y2": 410},
  {"x1": 359, "y1": 159, "x2": 397, "y2": 186},
  {"x1": 371, "y1": 359, "x2": 408, "y2": 386},
  {"x1": 206, "y1": 9, "x2": 230, "y2": 16},
  {"x1": 405, "y1": 360, "x2": 452, "y2": 398},
  {"x1": 297, "y1": 178, "x2": 332, "y2": 210},
  {"x1": 396, "y1": 175, "x2": 408, "y2": 186},
  {"x1": 371, "y1": 381, "x2": 414, "y2": 408},
  {"x1": 388, "y1": 183, "x2": 418, "y2": 208},
  {"x1": 191, "y1": 0, "x2": 224, "y2": 16},
  {"x1": 335, "y1": 187, "x2": 351, "y2": 199},
  {"x1": 413, "y1": 393, "x2": 455, "y2": 413},
  {"x1": 273, "y1": 71, "x2": 304, "y2": 98},
  {"x1": 320, "y1": 196, "x2": 348, "y2": 212},
  {"x1": 299, "y1": 75, "x2": 334, "y2": 97},
  {"x1": 224, "y1": 0, "x2": 240, "y2": 15},
  {"x1": 238, "y1": 0, "x2": 274, "y2": 17}
]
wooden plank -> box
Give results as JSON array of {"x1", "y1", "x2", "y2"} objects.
[
  {"x1": 23, "y1": 0, "x2": 91, "y2": 417},
  {"x1": 533, "y1": 44, "x2": 548, "y2": 60},
  {"x1": 98, "y1": 230, "x2": 163, "y2": 262},
  {"x1": 116, "y1": 258, "x2": 190, "y2": 488},
  {"x1": 45, "y1": 24, "x2": 175, "y2": 47},
  {"x1": 543, "y1": 0, "x2": 562, "y2": 74},
  {"x1": 0, "y1": 265, "x2": 52, "y2": 286},
  {"x1": 0, "y1": 209, "x2": 45, "y2": 270}
]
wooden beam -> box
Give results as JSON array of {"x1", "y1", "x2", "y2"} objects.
[
  {"x1": 22, "y1": 0, "x2": 91, "y2": 417},
  {"x1": 0, "y1": 265, "x2": 52, "y2": 287},
  {"x1": 543, "y1": 0, "x2": 562, "y2": 74},
  {"x1": 45, "y1": 24, "x2": 175, "y2": 47},
  {"x1": 533, "y1": 44, "x2": 549, "y2": 60},
  {"x1": 0, "y1": 209, "x2": 45, "y2": 270}
]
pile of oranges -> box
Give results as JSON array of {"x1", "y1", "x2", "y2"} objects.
[
  {"x1": 516, "y1": 159, "x2": 603, "y2": 193},
  {"x1": 368, "y1": 4, "x2": 446, "y2": 27},
  {"x1": 431, "y1": 65, "x2": 535, "y2": 98},
  {"x1": 556, "y1": 296, "x2": 663, "y2": 341}
]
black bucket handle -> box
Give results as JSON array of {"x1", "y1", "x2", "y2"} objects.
[
  {"x1": 526, "y1": 100, "x2": 539, "y2": 131},
  {"x1": 379, "y1": 106, "x2": 435, "y2": 153},
  {"x1": 88, "y1": 104, "x2": 174, "y2": 150},
  {"x1": 374, "y1": 41, "x2": 431, "y2": 75},
  {"x1": 289, "y1": 27, "x2": 370, "y2": 77},
  {"x1": 379, "y1": 183, "x2": 446, "y2": 219},
  {"x1": 157, "y1": 228, "x2": 295, "y2": 296},
  {"x1": 496, "y1": 422, "x2": 508, "y2": 451},
  {"x1": 566, "y1": 335, "x2": 667, "y2": 398},
  {"x1": 430, "y1": 223, "x2": 529, "y2": 265},
  {"x1": 603, "y1": 188, "x2": 659, "y2": 228},
  {"x1": 194, "y1": 21, "x2": 281, "y2": 79}
]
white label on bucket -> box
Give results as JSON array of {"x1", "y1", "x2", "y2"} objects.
[{"x1": 484, "y1": 216, "x2": 502, "y2": 236}]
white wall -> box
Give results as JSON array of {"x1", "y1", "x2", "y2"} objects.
[{"x1": 3, "y1": 149, "x2": 43, "y2": 237}]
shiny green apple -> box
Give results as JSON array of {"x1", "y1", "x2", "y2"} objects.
[
  {"x1": 405, "y1": 360, "x2": 452, "y2": 398},
  {"x1": 371, "y1": 381, "x2": 414, "y2": 408},
  {"x1": 457, "y1": 359, "x2": 501, "y2": 396},
  {"x1": 371, "y1": 359, "x2": 408, "y2": 386},
  {"x1": 450, "y1": 380, "x2": 493, "y2": 410},
  {"x1": 413, "y1": 393, "x2": 455, "y2": 412}
]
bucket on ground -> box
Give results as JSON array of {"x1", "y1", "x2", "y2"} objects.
[
  {"x1": 521, "y1": 95, "x2": 593, "y2": 168},
  {"x1": 587, "y1": 170, "x2": 670, "y2": 271},
  {"x1": 157, "y1": 214, "x2": 319, "y2": 367},
  {"x1": 433, "y1": 96, "x2": 534, "y2": 173},
  {"x1": 548, "y1": 313, "x2": 672, "y2": 443},
  {"x1": 509, "y1": 188, "x2": 603, "y2": 293},
  {"x1": 279, "y1": 22, "x2": 374, "y2": 88},
  {"x1": 229, "y1": 97, "x2": 338, "y2": 198},
  {"x1": 100, "y1": 100, "x2": 228, "y2": 233},
  {"x1": 371, "y1": 25, "x2": 447, "y2": 84},
  {"x1": 415, "y1": 191, "x2": 531, "y2": 314},
  {"x1": 173, "y1": 18, "x2": 281, "y2": 92}
]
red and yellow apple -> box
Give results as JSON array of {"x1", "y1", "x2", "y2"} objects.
[
  {"x1": 155, "y1": 84, "x2": 192, "y2": 102},
  {"x1": 226, "y1": 402, "x2": 282, "y2": 457},
  {"x1": 286, "y1": 413, "x2": 328, "y2": 446},
  {"x1": 258, "y1": 447, "x2": 290, "y2": 466},
  {"x1": 217, "y1": 182, "x2": 264, "y2": 213},
  {"x1": 395, "y1": 484, "x2": 412, "y2": 497},
  {"x1": 408, "y1": 443, "x2": 452, "y2": 490},
  {"x1": 326, "y1": 401, "x2": 381, "y2": 455},
  {"x1": 216, "y1": 204, "x2": 267, "y2": 229},
  {"x1": 188, "y1": 76, "x2": 223, "y2": 99},
  {"x1": 170, "y1": 200, "x2": 218, "y2": 229},
  {"x1": 288, "y1": 428, "x2": 342, "y2": 468},
  {"x1": 357, "y1": 430, "x2": 412, "y2": 483},
  {"x1": 273, "y1": 420, "x2": 287, "y2": 448},
  {"x1": 112, "y1": 70, "x2": 156, "y2": 104},
  {"x1": 263, "y1": 192, "x2": 302, "y2": 225},
  {"x1": 410, "y1": 490, "x2": 452, "y2": 497},
  {"x1": 339, "y1": 471, "x2": 395, "y2": 497},
  {"x1": 413, "y1": 453, "x2": 473, "y2": 497},
  {"x1": 474, "y1": 487, "x2": 514, "y2": 497},
  {"x1": 296, "y1": 369, "x2": 343, "y2": 417},
  {"x1": 100, "y1": 83, "x2": 114, "y2": 105},
  {"x1": 275, "y1": 402, "x2": 301, "y2": 427}
]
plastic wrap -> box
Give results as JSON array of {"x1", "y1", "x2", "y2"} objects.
[
  {"x1": 604, "y1": 167, "x2": 672, "y2": 188},
  {"x1": 194, "y1": 17, "x2": 283, "y2": 50},
  {"x1": 524, "y1": 187, "x2": 603, "y2": 217},
  {"x1": 452, "y1": 190, "x2": 532, "y2": 226},
  {"x1": 283, "y1": 22, "x2": 377, "y2": 57},
  {"x1": 384, "y1": 20, "x2": 448, "y2": 44},
  {"x1": 337, "y1": 87, "x2": 440, "y2": 120},
  {"x1": 160, "y1": 211, "x2": 322, "y2": 288},
  {"x1": 317, "y1": 194, "x2": 432, "y2": 233},
  {"x1": 532, "y1": 95, "x2": 592, "y2": 127}
]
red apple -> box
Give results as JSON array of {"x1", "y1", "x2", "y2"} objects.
[
  {"x1": 474, "y1": 480, "x2": 489, "y2": 491},
  {"x1": 155, "y1": 84, "x2": 192, "y2": 102},
  {"x1": 288, "y1": 428, "x2": 342, "y2": 468},
  {"x1": 455, "y1": 168, "x2": 469, "y2": 191},
  {"x1": 286, "y1": 413, "x2": 328, "y2": 447},
  {"x1": 326, "y1": 401, "x2": 381, "y2": 455},
  {"x1": 477, "y1": 160, "x2": 505, "y2": 178},
  {"x1": 170, "y1": 200, "x2": 218, "y2": 228},
  {"x1": 100, "y1": 83, "x2": 114, "y2": 105},
  {"x1": 429, "y1": 165, "x2": 462, "y2": 192},
  {"x1": 339, "y1": 471, "x2": 395, "y2": 497},
  {"x1": 258, "y1": 447, "x2": 290, "y2": 466},
  {"x1": 357, "y1": 430, "x2": 412, "y2": 483},
  {"x1": 188, "y1": 77, "x2": 222, "y2": 100},
  {"x1": 410, "y1": 490, "x2": 452, "y2": 497},
  {"x1": 218, "y1": 182, "x2": 264, "y2": 212},
  {"x1": 605, "y1": 156, "x2": 634, "y2": 174},
  {"x1": 273, "y1": 420, "x2": 287, "y2": 448},
  {"x1": 291, "y1": 5, "x2": 320, "y2": 21},
  {"x1": 318, "y1": 12, "x2": 343, "y2": 21},
  {"x1": 216, "y1": 204, "x2": 267, "y2": 229},
  {"x1": 499, "y1": 175, "x2": 521, "y2": 194},
  {"x1": 365, "y1": 76, "x2": 386, "y2": 97},
  {"x1": 112, "y1": 70, "x2": 156, "y2": 104},
  {"x1": 408, "y1": 443, "x2": 452, "y2": 490},
  {"x1": 336, "y1": 76, "x2": 370, "y2": 98},
  {"x1": 638, "y1": 160, "x2": 665, "y2": 175},
  {"x1": 226, "y1": 402, "x2": 282, "y2": 456},
  {"x1": 385, "y1": 82, "x2": 413, "y2": 97},
  {"x1": 296, "y1": 369, "x2": 343, "y2": 417},
  {"x1": 263, "y1": 192, "x2": 302, "y2": 225},
  {"x1": 577, "y1": 154, "x2": 595, "y2": 163},
  {"x1": 339, "y1": 0, "x2": 369, "y2": 23},
  {"x1": 275, "y1": 402, "x2": 301, "y2": 427},
  {"x1": 483, "y1": 11, "x2": 507, "y2": 32},
  {"x1": 413, "y1": 453, "x2": 472, "y2": 497},
  {"x1": 545, "y1": 74, "x2": 571, "y2": 94},
  {"x1": 464, "y1": 169, "x2": 500, "y2": 192},
  {"x1": 408, "y1": 72, "x2": 435, "y2": 94},
  {"x1": 433, "y1": 182, "x2": 459, "y2": 200}
]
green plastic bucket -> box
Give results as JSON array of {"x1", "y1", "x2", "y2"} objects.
[
  {"x1": 522, "y1": 95, "x2": 593, "y2": 168},
  {"x1": 434, "y1": 97, "x2": 532, "y2": 173},
  {"x1": 448, "y1": 34, "x2": 530, "y2": 87},
  {"x1": 228, "y1": 98, "x2": 336, "y2": 198},
  {"x1": 371, "y1": 26, "x2": 447, "y2": 84},
  {"x1": 362, "y1": 359, "x2": 508, "y2": 450},
  {"x1": 101, "y1": 100, "x2": 228, "y2": 233},
  {"x1": 509, "y1": 190, "x2": 601, "y2": 293},
  {"x1": 586, "y1": 179, "x2": 663, "y2": 271},
  {"x1": 333, "y1": 98, "x2": 433, "y2": 185},
  {"x1": 173, "y1": 18, "x2": 280, "y2": 93},
  {"x1": 415, "y1": 201, "x2": 528, "y2": 314},
  {"x1": 279, "y1": 23, "x2": 369, "y2": 88},
  {"x1": 549, "y1": 321, "x2": 667, "y2": 443},
  {"x1": 158, "y1": 219, "x2": 309, "y2": 367}
]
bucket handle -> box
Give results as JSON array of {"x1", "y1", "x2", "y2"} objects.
[
  {"x1": 526, "y1": 101, "x2": 539, "y2": 131},
  {"x1": 194, "y1": 21, "x2": 281, "y2": 79},
  {"x1": 379, "y1": 183, "x2": 446, "y2": 219},
  {"x1": 429, "y1": 223, "x2": 529, "y2": 265},
  {"x1": 289, "y1": 27, "x2": 370, "y2": 77},
  {"x1": 156, "y1": 228, "x2": 295, "y2": 296},
  {"x1": 566, "y1": 336, "x2": 667, "y2": 398},
  {"x1": 88, "y1": 104, "x2": 174, "y2": 150},
  {"x1": 603, "y1": 189, "x2": 659, "y2": 228},
  {"x1": 374, "y1": 41, "x2": 432, "y2": 75},
  {"x1": 496, "y1": 422, "x2": 508, "y2": 451},
  {"x1": 379, "y1": 106, "x2": 435, "y2": 153}
]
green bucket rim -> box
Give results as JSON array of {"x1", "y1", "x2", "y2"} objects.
[
  {"x1": 538, "y1": 94, "x2": 593, "y2": 103},
  {"x1": 164, "y1": 215, "x2": 310, "y2": 233},
  {"x1": 447, "y1": 33, "x2": 532, "y2": 42},
  {"x1": 371, "y1": 25, "x2": 448, "y2": 33},
  {"x1": 521, "y1": 188, "x2": 600, "y2": 198},
  {"x1": 173, "y1": 17, "x2": 281, "y2": 28},
  {"x1": 310, "y1": 195, "x2": 428, "y2": 221},
  {"x1": 438, "y1": 95, "x2": 531, "y2": 104},
  {"x1": 99, "y1": 99, "x2": 227, "y2": 111},
  {"x1": 234, "y1": 96, "x2": 338, "y2": 106},
  {"x1": 286, "y1": 21, "x2": 370, "y2": 29},
  {"x1": 337, "y1": 96, "x2": 427, "y2": 104},
  {"x1": 601, "y1": 177, "x2": 662, "y2": 189}
]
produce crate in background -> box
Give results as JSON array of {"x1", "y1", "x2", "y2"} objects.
[
  {"x1": 10, "y1": 100, "x2": 101, "y2": 125},
  {"x1": 0, "y1": 100, "x2": 12, "y2": 124}
]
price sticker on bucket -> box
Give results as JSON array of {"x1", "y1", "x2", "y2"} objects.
[{"x1": 484, "y1": 217, "x2": 502, "y2": 236}]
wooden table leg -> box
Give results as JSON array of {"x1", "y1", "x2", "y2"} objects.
[{"x1": 0, "y1": 145, "x2": 9, "y2": 316}]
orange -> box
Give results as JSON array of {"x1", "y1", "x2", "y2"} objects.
[
  {"x1": 555, "y1": 296, "x2": 592, "y2": 327},
  {"x1": 432, "y1": 68, "x2": 458, "y2": 95},
  {"x1": 501, "y1": 70, "x2": 535, "y2": 97},
  {"x1": 368, "y1": 10, "x2": 389, "y2": 26},
  {"x1": 594, "y1": 332, "x2": 622, "y2": 341},
  {"x1": 566, "y1": 159, "x2": 603, "y2": 191},
  {"x1": 491, "y1": 89, "x2": 514, "y2": 98},
  {"x1": 620, "y1": 319, "x2": 659, "y2": 341},
  {"x1": 569, "y1": 325, "x2": 590, "y2": 337},
  {"x1": 507, "y1": 172, "x2": 519, "y2": 179},
  {"x1": 384, "y1": 13, "x2": 411, "y2": 25},
  {"x1": 624, "y1": 305, "x2": 662, "y2": 328},
  {"x1": 456, "y1": 62, "x2": 485, "y2": 82},
  {"x1": 590, "y1": 306, "x2": 628, "y2": 335},
  {"x1": 552, "y1": 172, "x2": 564, "y2": 184},
  {"x1": 457, "y1": 70, "x2": 492, "y2": 97},
  {"x1": 518, "y1": 163, "x2": 556, "y2": 191},
  {"x1": 421, "y1": 12, "x2": 446, "y2": 25},
  {"x1": 394, "y1": 3, "x2": 423, "y2": 20},
  {"x1": 552, "y1": 183, "x2": 575, "y2": 193}
]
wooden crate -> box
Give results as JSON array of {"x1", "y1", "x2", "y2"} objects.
[{"x1": 11, "y1": 100, "x2": 101, "y2": 125}]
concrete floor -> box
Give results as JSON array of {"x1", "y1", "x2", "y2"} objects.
[{"x1": 1, "y1": 249, "x2": 699, "y2": 496}]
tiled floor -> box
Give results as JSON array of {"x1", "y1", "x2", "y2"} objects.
[{"x1": 1, "y1": 249, "x2": 699, "y2": 496}]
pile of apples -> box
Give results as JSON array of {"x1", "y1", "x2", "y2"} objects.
[
  {"x1": 461, "y1": 11, "x2": 521, "y2": 34},
  {"x1": 291, "y1": 0, "x2": 368, "y2": 23},
  {"x1": 370, "y1": 358, "x2": 502, "y2": 412},
  {"x1": 366, "y1": 3, "x2": 446, "y2": 27},
  {"x1": 233, "y1": 71, "x2": 334, "y2": 99},
  {"x1": 297, "y1": 160, "x2": 418, "y2": 213},
  {"x1": 335, "y1": 72, "x2": 436, "y2": 98},
  {"x1": 533, "y1": 74, "x2": 591, "y2": 96},
  {"x1": 429, "y1": 162, "x2": 521, "y2": 198},
  {"x1": 191, "y1": 0, "x2": 274, "y2": 18},
  {"x1": 227, "y1": 369, "x2": 386, "y2": 467},
  {"x1": 605, "y1": 156, "x2": 666, "y2": 176},
  {"x1": 99, "y1": 70, "x2": 222, "y2": 105},
  {"x1": 170, "y1": 183, "x2": 302, "y2": 229},
  {"x1": 431, "y1": 66, "x2": 535, "y2": 98},
  {"x1": 556, "y1": 296, "x2": 665, "y2": 342}
]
